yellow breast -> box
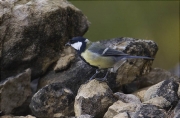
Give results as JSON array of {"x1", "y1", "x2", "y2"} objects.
[{"x1": 81, "y1": 50, "x2": 115, "y2": 69}]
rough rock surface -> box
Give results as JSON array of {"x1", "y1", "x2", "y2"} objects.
[
  {"x1": 124, "y1": 67, "x2": 179, "y2": 93},
  {"x1": 77, "y1": 114, "x2": 94, "y2": 118},
  {"x1": 144, "y1": 79, "x2": 179, "y2": 107},
  {"x1": 29, "y1": 83, "x2": 74, "y2": 117},
  {"x1": 104, "y1": 100, "x2": 140, "y2": 118},
  {"x1": 1, "y1": 1, "x2": 179, "y2": 118},
  {"x1": 0, "y1": 69, "x2": 32, "y2": 115},
  {"x1": 0, "y1": 115, "x2": 36, "y2": 118},
  {"x1": 100, "y1": 37, "x2": 158, "y2": 86},
  {"x1": 138, "y1": 68, "x2": 179, "y2": 88},
  {"x1": 143, "y1": 96, "x2": 171, "y2": 109},
  {"x1": 133, "y1": 104, "x2": 167, "y2": 118},
  {"x1": 114, "y1": 92, "x2": 141, "y2": 103},
  {"x1": 105, "y1": 92, "x2": 142, "y2": 118},
  {"x1": 38, "y1": 54, "x2": 95, "y2": 94},
  {"x1": 174, "y1": 113, "x2": 180, "y2": 118},
  {"x1": 173, "y1": 100, "x2": 180, "y2": 118},
  {"x1": 74, "y1": 79, "x2": 116, "y2": 117},
  {"x1": 174, "y1": 100, "x2": 180, "y2": 114},
  {"x1": 0, "y1": 0, "x2": 89, "y2": 80},
  {"x1": 133, "y1": 87, "x2": 150, "y2": 102},
  {"x1": 113, "y1": 112, "x2": 129, "y2": 118},
  {"x1": 53, "y1": 47, "x2": 76, "y2": 72}
]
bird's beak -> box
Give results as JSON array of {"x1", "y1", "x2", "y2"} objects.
[{"x1": 65, "y1": 42, "x2": 70, "y2": 46}]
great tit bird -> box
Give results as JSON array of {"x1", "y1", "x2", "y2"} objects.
[{"x1": 66, "y1": 37, "x2": 154, "y2": 81}]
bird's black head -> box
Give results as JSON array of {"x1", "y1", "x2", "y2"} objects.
[{"x1": 66, "y1": 37, "x2": 90, "y2": 54}]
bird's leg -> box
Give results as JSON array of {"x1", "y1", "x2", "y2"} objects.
[
  {"x1": 89, "y1": 69, "x2": 100, "y2": 80},
  {"x1": 96, "y1": 70, "x2": 109, "y2": 82}
]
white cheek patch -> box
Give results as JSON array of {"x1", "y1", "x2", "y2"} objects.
[{"x1": 71, "y1": 42, "x2": 82, "y2": 50}]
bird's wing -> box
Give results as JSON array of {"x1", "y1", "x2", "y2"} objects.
[
  {"x1": 101, "y1": 48, "x2": 129, "y2": 56},
  {"x1": 88, "y1": 43, "x2": 128, "y2": 56}
]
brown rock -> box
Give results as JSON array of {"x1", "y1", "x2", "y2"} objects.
[
  {"x1": 0, "y1": 115, "x2": 36, "y2": 118},
  {"x1": 143, "y1": 96, "x2": 171, "y2": 109},
  {"x1": 138, "y1": 68, "x2": 179, "y2": 88},
  {"x1": 133, "y1": 86, "x2": 150, "y2": 102},
  {"x1": 0, "y1": 115, "x2": 13, "y2": 118},
  {"x1": 74, "y1": 79, "x2": 116, "y2": 117},
  {"x1": 104, "y1": 100, "x2": 140, "y2": 118},
  {"x1": 0, "y1": 69, "x2": 32, "y2": 114},
  {"x1": 173, "y1": 101, "x2": 180, "y2": 118},
  {"x1": 54, "y1": 47, "x2": 75, "y2": 72},
  {"x1": 144, "y1": 79, "x2": 179, "y2": 108},
  {"x1": 100, "y1": 37, "x2": 158, "y2": 87},
  {"x1": 29, "y1": 83, "x2": 74, "y2": 117},
  {"x1": 114, "y1": 92, "x2": 141, "y2": 103},
  {"x1": 38, "y1": 55, "x2": 95, "y2": 94},
  {"x1": 77, "y1": 114, "x2": 93, "y2": 118},
  {"x1": 0, "y1": 0, "x2": 89, "y2": 80},
  {"x1": 113, "y1": 112, "x2": 129, "y2": 118},
  {"x1": 122, "y1": 67, "x2": 179, "y2": 93},
  {"x1": 133, "y1": 104, "x2": 167, "y2": 118}
]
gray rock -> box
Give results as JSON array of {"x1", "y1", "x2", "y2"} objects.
[
  {"x1": 174, "y1": 100, "x2": 180, "y2": 115},
  {"x1": 174, "y1": 113, "x2": 180, "y2": 118},
  {"x1": 132, "y1": 87, "x2": 150, "y2": 102},
  {"x1": 113, "y1": 112, "x2": 129, "y2": 118},
  {"x1": 67, "y1": 115, "x2": 94, "y2": 118},
  {"x1": 143, "y1": 96, "x2": 171, "y2": 109},
  {"x1": 104, "y1": 100, "x2": 140, "y2": 118},
  {"x1": 74, "y1": 79, "x2": 116, "y2": 117},
  {"x1": 144, "y1": 79, "x2": 179, "y2": 108},
  {"x1": 121, "y1": 67, "x2": 179, "y2": 93},
  {"x1": 0, "y1": 69, "x2": 32, "y2": 115},
  {"x1": 133, "y1": 104, "x2": 167, "y2": 118},
  {"x1": 78, "y1": 114, "x2": 94, "y2": 118},
  {"x1": 0, "y1": 0, "x2": 89, "y2": 80},
  {"x1": 114, "y1": 92, "x2": 141, "y2": 104},
  {"x1": 38, "y1": 54, "x2": 95, "y2": 94},
  {"x1": 138, "y1": 68, "x2": 179, "y2": 88},
  {"x1": 29, "y1": 83, "x2": 74, "y2": 117},
  {"x1": 0, "y1": 115, "x2": 36, "y2": 118}
]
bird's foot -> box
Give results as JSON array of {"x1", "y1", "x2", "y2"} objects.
[
  {"x1": 95, "y1": 78, "x2": 108, "y2": 83},
  {"x1": 94, "y1": 70, "x2": 109, "y2": 83},
  {"x1": 89, "y1": 69, "x2": 101, "y2": 80}
]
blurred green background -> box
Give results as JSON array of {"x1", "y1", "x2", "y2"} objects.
[{"x1": 70, "y1": 1, "x2": 179, "y2": 70}]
